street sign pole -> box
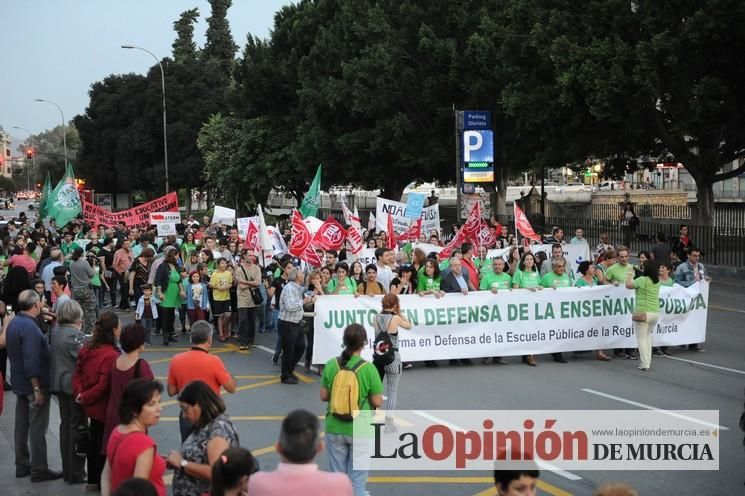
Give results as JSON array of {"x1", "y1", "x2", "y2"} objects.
[{"x1": 455, "y1": 106, "x2": 463, "y2": 222}]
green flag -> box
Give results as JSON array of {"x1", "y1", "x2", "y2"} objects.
[
  {"x1": 299, "y1": 164, "x2": 322, "y2": 218},
  {"x1": 39, "y1": 171, "x2": 52, "y2": 219},
  {"x1": 46, "y1": 163, "x2": 82, "y2": 227}
]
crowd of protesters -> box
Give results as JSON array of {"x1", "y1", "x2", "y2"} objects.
[{"x1": 0, "y1": 208, "x2": 713, "y2": 495}]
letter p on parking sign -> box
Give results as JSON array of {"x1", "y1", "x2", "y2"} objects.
[{"x1": 463, "y1": 130, "x2": 493, "y2": 163}]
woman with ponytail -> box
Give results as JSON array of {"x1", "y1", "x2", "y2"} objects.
[
  {"x1": 320, "y1": 324, "x2": 383, "y2": 496},
  {"x1": 209, "y1": 447, "x2": 256, "y2": 496}
]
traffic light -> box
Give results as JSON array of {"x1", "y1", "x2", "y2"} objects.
[
  {"x1": 76, "y1": 178, "x2": 86, "y2": 190},
  {"x1": 26, "y1": 147, "x2": 34, "y2": 160}
]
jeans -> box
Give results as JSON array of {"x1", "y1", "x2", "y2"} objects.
[
  {"x1": 141, "y1": 317, "x2": 155, "y2": 343},
  {"x1": 257, "y1": 302, "x2": 267, "y2": 333},
  {"x1": 94, "y1": 284, "x2": 106, "y2": 308},
  {"x1": 635, "y1": 311, "x2": 660, "y2": 369},
  {"x1": 56, "y1": 393, "x2": 86, "y2": 482},
  {"x1": 179, "y1": 303, "x2": 188, "y2": 331},
  {"x1": 160, "y1": 306, "x2": 176, "y2": 344},
  {"x1": 304, "y1": 316, "x2": 314, "y2": 364},
  {"x1": 326, "y1": 433, "x2": 370, "y2": 496},
  {"x1": 14, "y1": 392, "x2": 51, "y2": 475},
  {"x1": 237, "y1": 307, "x2": 258, "y2": 346},
  {"x1": 278, "y1": 320, "x2": 305, "y2": 380},
  {"x1": 267, "y1": 307, "x2": 279, "y2": 333}
]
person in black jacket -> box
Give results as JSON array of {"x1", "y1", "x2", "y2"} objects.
[{"x1": 440, "y1": 257, "x2": 475, "y2": 365}]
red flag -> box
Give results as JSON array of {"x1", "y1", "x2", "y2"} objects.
[
  {"x1": 289, "y1": 210, "x2": 323, "y2": 266},
  {"x1": 460, "y1": 201, "x2": 482, "y2": 240},
  {"x1": 346, "y1": 224, "x2": 364, "y2": 254},
  {"x1": 244, "y1": 221, "x2": 259, "y2": 251},
  {"x1": 398, "y1": 219, "x2": 422, "y2": 242},
  {"x1": 439, "y1": 227, "x2": 467, "y2": 259},
  {"x1": 312, "y1": 216, "x2": 347, "y2": 251},
  {"x1": 475, "y1": 222, "x2": 496, "y2": 248},
  {"x1": 514, "y1": 203, "x2": 541, "y2": 242},
  {"x1": 289, "y1": 210, "x2": 312, "y2": 257},
  {"x1": 386, "y1": 214, "x2": 397, "y2": 250}
]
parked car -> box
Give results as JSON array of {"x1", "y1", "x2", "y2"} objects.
[
  {"x1": 594, "y1": 180, "x2": 619, "y2": 191},
  {"x1": 555, "y1": 182, "x2": 591, "y2": 193}
]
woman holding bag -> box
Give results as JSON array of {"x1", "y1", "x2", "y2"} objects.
[{"x1": 373, "y1": 294, "x2": 412, "y2": 432}]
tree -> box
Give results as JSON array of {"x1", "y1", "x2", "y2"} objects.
[
  {"x1": 74, "y1": 73, "x2": 158, "y2": 193},
  {"x1": 203, "y1": 0, "x2": 237, "y2": 72},
  {"x1": 172, "y1": 8, "x2": 200, "y2": 63},
  {"x1": 501, "y1": 0, "x2": 745, "y2": 225},
  {"x1": 19, "y1": 125, "x2": 79, "y2": 186}
]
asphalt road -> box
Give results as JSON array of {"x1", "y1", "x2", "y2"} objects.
[{"x1": 0, "y1": 281, "x2": 742, "y2": 496}]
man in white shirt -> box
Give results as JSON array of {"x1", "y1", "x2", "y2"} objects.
[{"x1": 374, "y1": 247, "x2": 394, "y2": 291}]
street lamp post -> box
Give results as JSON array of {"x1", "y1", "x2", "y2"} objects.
[
  {"x1": 12, "y1": 126, "x2": 36, "y2": 191},
  {"x1": 33, "y1": 99, "x2": 67, "y2": 165},
  {"x1": 121, "y1": 44, "x2": 169, "y2": 194}
]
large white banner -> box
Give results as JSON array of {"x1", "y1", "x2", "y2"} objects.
[
  {"x1": 376, "y1": 197, "x2": 440, "y2": 236},
  {"x1": 312, "y1": 282, "x2": 709, "y2": 364}
]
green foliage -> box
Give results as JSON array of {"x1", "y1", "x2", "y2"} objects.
[
  {"x1": 0, "y1": 176, "x2": 18, "y2": 193},
  {"x1": 19, "y1": 125, "x2": 79, "y2": 186},
  {"x1": 172, "y1": 8, "x2": 200, "y2": 63},
  {"x1": 203, "y1": 0, "x2": 237, "y2": 72}
]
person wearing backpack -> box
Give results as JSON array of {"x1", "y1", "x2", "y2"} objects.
[
  {"x1": 373, "y1": 294, "x2": 411, "y2": 433},
  {"x1": 355, "y1": 265, "x2": 385, "y2": 297},
  {"x1": 320, "y1": 324, "x2": 383, "y2": 496}
]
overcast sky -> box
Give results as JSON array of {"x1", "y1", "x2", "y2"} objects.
[{"x1": 0, "y1": 0, "x2": 290, "y2": 143}]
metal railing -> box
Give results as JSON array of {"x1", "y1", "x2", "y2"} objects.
[{"x1": 492, "y1": 214, "x2": 745, "y2": 267}]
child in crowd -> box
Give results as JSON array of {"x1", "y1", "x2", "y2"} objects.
[
  {"x1": 186, "y1": 270, "x2": 210, "y2": 324},
  {"x1": 135, "y1": 283, "x2": 158, "y2": 345},
  {"x1": 178, "y1": 267, "x2": 189, "y2": 334}
]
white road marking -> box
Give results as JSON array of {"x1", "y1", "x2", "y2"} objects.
[
  {"x1": 410, "y1": 411, "x2": 583, "y2": 481},
  {"x1": 665, "y1": 355, "x2": 745, "y2": 375},
  {"x1": 580, "y1": 388, "x2": 729, "y2": 431}
]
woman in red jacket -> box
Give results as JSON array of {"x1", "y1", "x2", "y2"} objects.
[{"x1": 73, "y1": 311, "x2": 121, "y2": 492}]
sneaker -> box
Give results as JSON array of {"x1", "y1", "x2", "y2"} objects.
[
  {"x1": 626, "y1": 353, "x2": 639, "y2": 360},
  {"x1": 239, "y1": 345, "x2": 248, "y2": 351},
  {"x1": 281, "y1": 377, "x2": 299, "y2": 385},
  {"x1": 248, "y1": 343, "x2": 257, "y2": 349},
  {"x1": 403, "y1": 362, "x2": 414, "y2": 369}
]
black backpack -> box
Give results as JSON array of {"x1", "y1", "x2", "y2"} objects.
[{"x1": 372, "y1": 314, "x2": 395, "y2": 366}]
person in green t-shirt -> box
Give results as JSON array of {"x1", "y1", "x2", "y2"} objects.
[
  {"x1": 540, "y1": 259, "x2": 572, "y2": 289},
  {"x1": 512, "y1": 252, "x2": 545, "y2": 367},
  {"x1": 604, "y1": 248, "x2": 634, "y2": 285},
  {"x1": 575, "y1": 260, "x2": 600, "y2": 287},
  {"x1": 479, "y1": 258, "x2": 512, "y2": 292},
  {"x1": 604, "y1": 248, "x2": 638, "y2": 359},
  {"x1": 658, "y1": 263, "x2": 674, "y2": 287},
  {"x1": 321, "y1": 324, "x2": 383, "y2": 496},
  {"x1": 417, "y1": 259, "x2": 444, "y2": 297},
  {"x1": 327, "y1": 262, "x2": 357, "y2": 295},
  {"x1": 626, "y1": 260, "x2": 661, "y2": 371},
  {"x1": 512, "y1": 253, "x2": 542, "y2": 291}
]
